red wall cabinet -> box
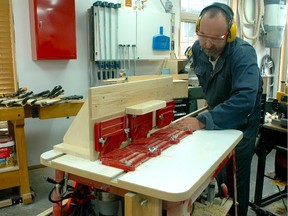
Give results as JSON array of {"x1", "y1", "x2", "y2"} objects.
[{"x1": 29, "y1": 0, "x2": 77, "y2": 60}]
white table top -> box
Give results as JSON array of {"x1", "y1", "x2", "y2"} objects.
[{"x1": 41, "y1": 129, "x2": 242, "y2": 202}]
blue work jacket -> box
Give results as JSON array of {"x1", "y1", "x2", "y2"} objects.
[{"x1": 192, "y1": 37, "x2": 263, "y2": 135}]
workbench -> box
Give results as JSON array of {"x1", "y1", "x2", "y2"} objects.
[
  {"x1": 0, "y1": 101, "x2": 83, "y2": 206},
  {"x1": 41, "y1": 129, "x2": 242, "y2": 216},
  {"x1": 253, "y1": 122, "x2": 287, "y2": 208},
  {"x1": 39, "y1": 77, "x2": 243, "y2": 215}
]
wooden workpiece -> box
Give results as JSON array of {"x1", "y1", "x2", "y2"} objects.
[
  {"x1": 128, "y1": 74, "x2": 189, "y2": 99},
  {"x1": 125, "y1": 100, "x2": 166, "y2": 115}
]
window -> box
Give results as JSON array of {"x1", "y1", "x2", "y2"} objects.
[
  {"x1": 0, "y1": 0, "x2": 17, "y2": 94},
  {"x1": 179, "y1": 0, "x2": 229, "y2": 59}
]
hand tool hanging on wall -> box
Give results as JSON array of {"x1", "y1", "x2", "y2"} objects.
[
  {"x1": 93, "y1": 1, "x2": 103, "y2": 83},
  {"x1": 91, "y1": 1, "x2": 121, "y2": 84},
  {"x1": 127, "y1": 44, "x2": 130, "y2": 76},
  {"x1": 93, "y1": 1, "x2": 102, "y2": 61},
  {"x1": 119, "y1": 44, "x2": 126, "y2": 77},
  {"x1": 118, "y1": 44, "x2": 123, "y2": 76},
  {"x1": 100, "y1": 1, "x2": 108, "y2": 80},
  {"x1": 108, "y1": 2, "x2": 114, "y2": 78},
  {"x1": 114, "y1": 3, "x2": 121, "y2": 78},
  {"x1": 122, "y1": 44, "x2": 126, "y2": 72},
  {"x1": 170, "y1": 13, "x2": 176, "y2": 59},
  {"x1": 132, "y1": 44, "x2": 136, "y2": 76}
]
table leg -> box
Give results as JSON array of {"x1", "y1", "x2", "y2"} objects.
[
  {"x1": 52, "y1": 169, "x2": 64, "y2": 216},
  {"x1": 13, "y1": 120, "x2": 33, "y2": 204},
  {"x1": 125, "y1": 192, "x2": 162, "y2": 216},
  {"x1": 226, "y1": 150, "x2": 238, "y2": 216},
  {"x1": 254, "y1": 128, "x2": 268, "y2": 207}
]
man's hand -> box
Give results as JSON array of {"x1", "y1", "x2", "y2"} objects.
[{"x1": 171, "y1": 117, "x2": 205, "y2": 131}]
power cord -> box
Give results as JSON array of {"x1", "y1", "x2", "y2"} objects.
[
  {"x1": 47, "y1": 177, "x2": 75, "y2": 203},
  {"x1": 47, "y1": 177, "x2": 97, "y2": 216}
]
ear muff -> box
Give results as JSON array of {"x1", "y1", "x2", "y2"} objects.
[
  {"x1": 227, "y1": 22, "x2": 237, "y2": 42},
  {"x1": 195, "y1": 17, "x2": 201, "y2": 33},
  {"x1": 196, "y1": 3, "x2": 237, "y2": 43}
]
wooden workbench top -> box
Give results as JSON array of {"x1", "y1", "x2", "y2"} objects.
[
  {"x1": 0, "y1": 101, "x2": 84, "y2": 120},
  {"x1": 41, "y1": 129, "x2": 242, "y2": 202},
  {"x1": 0, "y1": 106, "x2": 25, "y2": 121}
]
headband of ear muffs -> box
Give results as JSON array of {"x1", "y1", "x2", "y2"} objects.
[{"x1": 195, "y1": 3, "x2": 237, "y2": 43}]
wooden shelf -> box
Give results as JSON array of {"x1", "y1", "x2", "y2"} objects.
[
  {"x1": 0, "y1": 165, "x2": 19, "y2": 174},
  {"x1": 0, "y1": 101, "x2": 84, "y2": 207}
]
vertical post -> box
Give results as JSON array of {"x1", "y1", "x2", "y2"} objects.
[
  {"x1": 13, "y1": 119, "x2": 33, "y2": 204},
  {"x1": 52, "y1": 170, "x2": 65, "y2": 216},
  {"x1": 226, "y1": 150, "x2": 238, "y2": 216},
  {"x1": 254, "y1": 127, "x2": 267, "y2": 207},
  {"x1": 125, "y1": 192, "x2": 162, "y2": 216}
]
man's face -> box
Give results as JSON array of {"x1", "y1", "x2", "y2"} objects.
[{"x1": 197, "y1": 11, "x2": 228, "y2": 60}]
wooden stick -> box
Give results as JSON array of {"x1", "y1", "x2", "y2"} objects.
[
  {"x1": 147, "y1": 105, "x2": 208, "y2": 137},
  {"x1": 171, "y1": 105, "x2": 208, "y2": 125}
]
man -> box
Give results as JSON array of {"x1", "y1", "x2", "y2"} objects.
[{"x1": 177, "y1": 3, "x2": 263, "y2": 215}]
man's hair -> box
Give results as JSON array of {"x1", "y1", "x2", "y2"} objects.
[{"x1": 201, "y1": 7, "x2": 230, "y2": 29}]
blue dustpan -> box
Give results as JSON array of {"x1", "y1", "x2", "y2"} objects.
[{"x1": 152, "y1": 26, "x2": 170, "y2": 51}]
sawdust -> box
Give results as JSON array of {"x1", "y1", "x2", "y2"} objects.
[
  {"x1": 192, "y1": 201, "x2": 231, "y2": 216},
  {"x1": 265, "y1": 198, "x2": 288, "y2": 216}
]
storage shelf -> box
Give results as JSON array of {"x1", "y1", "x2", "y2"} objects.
[{"x1": 0, "y1": 165, "x2": 19, "y2": 174}]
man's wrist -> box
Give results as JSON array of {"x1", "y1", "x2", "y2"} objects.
[{"x1": 198, "y1": 119, "x2": 205, "y2": 129}]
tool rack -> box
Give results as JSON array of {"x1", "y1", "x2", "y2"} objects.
[{"x1": 0, "y1": 101, "x2": 83, "y2": 208}]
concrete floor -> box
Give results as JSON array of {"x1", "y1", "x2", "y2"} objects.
[{"x1": 0, "y1": 150, "x2": 286, "y2": 216}]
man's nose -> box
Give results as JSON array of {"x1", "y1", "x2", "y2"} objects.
[{"x1": 204, "y1": 39, "x2": 214, "y2": 48}]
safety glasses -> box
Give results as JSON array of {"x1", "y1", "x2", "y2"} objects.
[{"x1": 196, "y1": 31, "x2": 229, "y2": 44}]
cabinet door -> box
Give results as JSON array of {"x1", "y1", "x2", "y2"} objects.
[{"x1": 29, "y1": 0, "x2": 77, "y2": 60}]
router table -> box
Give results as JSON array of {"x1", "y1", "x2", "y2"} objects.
[{"x1": 40, "y1": 77, "x2": 243, "y2": 216}]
